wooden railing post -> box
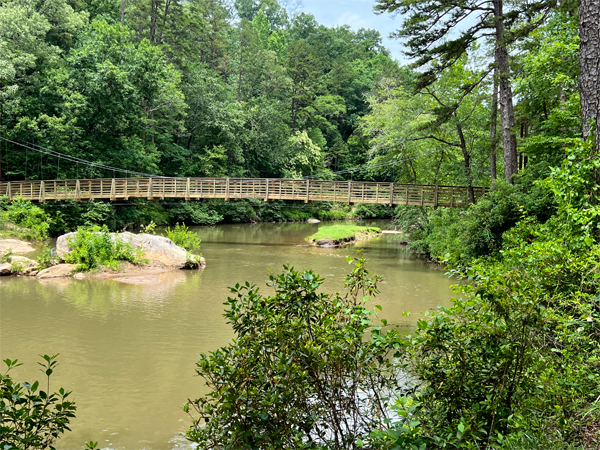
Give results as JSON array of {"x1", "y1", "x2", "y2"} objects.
[
  {"x1": 39, "y1": 181, "x2": 45, "y2": 202},
  {"x1": 305, "y1": 179, "x2": 310, "y2": 203},
  {"x1": 434, "y1": 185, "x2": 439, "y2": 209},
  {"x1": 186, "y1": 178, "x2": 191, "y2": 200},
  {"x1": 347, "y1": 181, "x2": 352, "y2": 204},
  {"x1": 389, "y1": 183, "x2": 394, "y2": 206},
  {"x1": 110, "y1": 178, "x2": 116, "y2": 200},
  {"x1": 225, "y1": 178, "x2": 230, "y2": 201},
  {"x1": 147, "y1": 178, "x2": 153, "y2": 200},
  {"x1": 76, "y1": 180, "x2": 81, "y2": 201},
  {"x1": 7, "y1": 182, "x2": 11, "y2": 201},
  {"x1": 265, "y1": 179, "x2": 269, "y2": 202}
]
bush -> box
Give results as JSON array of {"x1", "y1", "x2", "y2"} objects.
[
  {"x1": 64, "y1": 225, "x2": 145, "y2": 272},
  {"x1": 396, "y1": 181, "x2": 556, "y2": 267},
  {"x1": 0, "y1": 355, "x2": 76, "y2": 449},
  {"x1": 379, "y1": 141, "x2": 600, "y2": 449},
  {"x1": 0, "y1": 198, "x2": 50, "y2": 241},
  {"x1": 164, "y1": 223, "x2": 201, "y2": 252},
  {"x1": 185, "y1": 255, "x2": 402, "y2": 449},
  {"x1": 36, "y1": 248, "x2": 60, "y2": 270}
]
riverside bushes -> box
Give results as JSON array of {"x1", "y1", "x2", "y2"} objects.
[
  {"x1": 65, "y1": 225, "x2": 145, "y2": 271},
  {"x1": 375, "y1": 141, "x2": 600, "y2": 449}
]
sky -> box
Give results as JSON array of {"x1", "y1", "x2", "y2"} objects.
[{"x1": 300, "y1": 0, "x2": 407, "y2": 62}]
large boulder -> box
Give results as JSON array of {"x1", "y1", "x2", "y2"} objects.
[
  {"x1": 37, "y1": 264, "x2": 77, "y2": 279},
  {"x1": 56, "y1": 232, "x2": 188, "y2": 268}
]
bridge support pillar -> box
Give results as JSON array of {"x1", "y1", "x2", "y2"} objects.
[
  {"x1": 6, "y1": 182, "x2": 11, "y2": 201},
  {"x1": 39, "y1": 181, "x2": 45, "y2": 202},
  {"x1": 110, "y1": 178, "x2": 116, "y2": 200},
  {"x1": 225, "y1": 178, "x2": 230, "y2": 201},
  {"x1": 75, "y1": 180, "x2": 81, "y2": 201},
  {"x1": 185, "y1": 178, "x2": 191, "y2": 200}
]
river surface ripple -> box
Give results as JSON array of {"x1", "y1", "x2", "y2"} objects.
[{"x1": 0, "y1": 220, "x2": 453, "y2": 450}]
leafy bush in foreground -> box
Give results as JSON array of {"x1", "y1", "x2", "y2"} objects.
[
  {"x1": 0, "y1": 355, "x2": 76, "y2": 450},
  {"x1": 185, "y1": 255, "x2": 402, "y2": 449},
  {"x1": 375, "y1": 141, "x2": 600, "y2": 449},
  {"x1": 65, "y1": 225, "x2": 145, "y2": 271}
]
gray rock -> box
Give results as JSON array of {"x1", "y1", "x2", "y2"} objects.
[
  {"x1": 307, "y1": 218, "x2": 321, "y2": 224},
  {"x1": 56, "y1": 232, "x2": 188, "y2": 268},
  {"x1": 0, "y1": 263, "x2": 12, "y2": 275},
  {"x1": 37, "y1": 264, "x2": 77, "y2": 279}
]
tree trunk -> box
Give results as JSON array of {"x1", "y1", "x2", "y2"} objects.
[
  {"x1": 456, "y1": 122, "x2": 475, "y2": 204},
  {"x1": 579, "y1": 0, "x2": 600, "y2": 158},
  {"x1": 490, "y1": 68, "x2": 499, "y2": 186},
  {"x1": 120, "y1": 0, "x2": 125, "y2": 26},
  {"x1": 493, "y1": 0, "x2": 518, "y2": 184}
]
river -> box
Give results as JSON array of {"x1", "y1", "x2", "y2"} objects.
[{"x1": 0, "y1": 220, "x2": 453, "y2": 450}]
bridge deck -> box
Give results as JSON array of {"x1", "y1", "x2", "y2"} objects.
[{"x1": 0, "y1": 178, "x2": 486, "y2": 207}]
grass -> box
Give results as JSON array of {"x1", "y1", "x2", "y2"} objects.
[{"x1": 307, "y1": 225, "x2": 381, "y2": 244}]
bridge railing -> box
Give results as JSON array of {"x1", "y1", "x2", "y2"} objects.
[{"x1": 0, "y1": 177, "x2": 487, "y2": 207}]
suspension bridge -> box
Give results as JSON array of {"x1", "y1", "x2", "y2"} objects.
[{"x1": 0, "y1": 177, "x2": 486, "y2": 207}]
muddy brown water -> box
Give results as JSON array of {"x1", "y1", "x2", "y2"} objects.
[{"x1": 0, "y1": 220, "x2": 454, "y2": 450}]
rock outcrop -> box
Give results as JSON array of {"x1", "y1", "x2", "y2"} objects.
[
  {"x1": 0, "y1": 239, "x2": 35, "y2": 254},
  {"x1": 0, "y1": 263, "x2": 12, "y2": 275},
  {"x1": 307, "y1": 218, "x2": 321, "y2": 224},
  {"x1": 37, "y1": 264, "x2": 77, "y2": 279},
  {"x1": 56, "y1": 232, "x2": 193, "y2": 269}
]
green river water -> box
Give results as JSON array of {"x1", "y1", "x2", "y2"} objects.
[{"x1": 0, "y1": 220, "x2": 453, "y2": 450}]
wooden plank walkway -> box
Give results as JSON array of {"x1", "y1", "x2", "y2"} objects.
[{"x1": 0, "y1": 177, "x2": 486, "y2": 207}]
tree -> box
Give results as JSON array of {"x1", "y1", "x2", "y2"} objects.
[
  {"x1": 579, "y1": 0, "x2": 600, "y2": 157},
  {"x1": 374, "y1": 0, "x2": 557, "y2": 184},
  {"x1": 185, "y1": 256, "x2": 402, "y2": 450}
]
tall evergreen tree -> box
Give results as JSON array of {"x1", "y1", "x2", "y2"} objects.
[{"x1": 374, "y1": 0, "x2": 557, "y2": 183}]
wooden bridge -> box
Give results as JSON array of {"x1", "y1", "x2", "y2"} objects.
[{"x1": 0, "y1": 177, "x2": 486, "y2": 207}]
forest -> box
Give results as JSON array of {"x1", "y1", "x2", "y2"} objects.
[{"x1": 4, "y1": 0, "x2": 600, "y2": 448}]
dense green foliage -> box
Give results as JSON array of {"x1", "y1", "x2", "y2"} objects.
[
  {"x1": 0, "y1": 355, "x2": 76, "y2": 450},
  {"x1": 164, "y1": 223, "x2": 201, "y2": 252},
  {"x1": 185, "y1": 255, "x2": 402, "y2": 449},
  {"x1": 0, "y1": 0, "x2": 399, "y2": 183},
  {"x1": 0, "y1": 198, "x2": 50, "y2": 241},
  {"x1": 64, "y1": 225, "x2": 145, "y2": 271},
  {"x1": 370, "y1": 142, "x2": 600, "y2": 449}
]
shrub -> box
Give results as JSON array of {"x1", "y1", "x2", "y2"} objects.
[
  {"x1": 185, "y1": 255, "x2": 402, "y2": 449},
  {"x1": 396, "y1": 180, "x2": 556, "y2": 267},
  {"x1": 0, "y1": 355, "x2": 76, "y2": 449},
  {"x1": 164, "y1": 223, "x2": 201, "y2": 252},
  {"x1": 379, "y1": 140, "x2": 600, "y2": 448},
  {"x1": 36, "y1": 248, "x2": 60, "y2": 270},
  {"x1": 0, "y1": 248, "x2": 14, "y2": 263},
  {"x1": 0, "y1": 198, "x2": 50, "y2": 241},
  {"x1": 64, "y1": 225, "x2": 145, "y2": 272}
]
